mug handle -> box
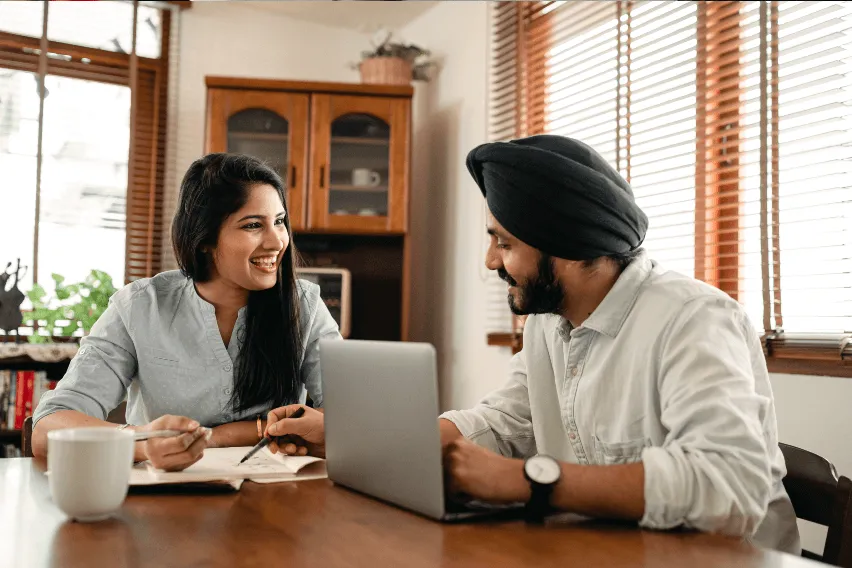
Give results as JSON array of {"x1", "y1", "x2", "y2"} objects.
[{"x1": 369, "y1": 171, "x2": 382, "y2": 187}]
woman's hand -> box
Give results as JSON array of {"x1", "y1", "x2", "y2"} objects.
[
  {"x1": 136, "y1": 415, "x2": 212, "y2": 471},
  {"x1": 265, "y1": 405, "x2": 326, "y2": 458}
]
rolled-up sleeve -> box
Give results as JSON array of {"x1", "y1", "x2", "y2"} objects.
[
  {"x1": 641, "y1": 296, "x2": 772, "y2": 537},
  {"x1": 440, "y1": 349, "x2": 536, "y2": 458},
  {"x1": 299, "y1": 284, "x2": 342, "y2": 408},
  {"x1": 32, "y1": 297, "x2": 137, "y2": 427}
]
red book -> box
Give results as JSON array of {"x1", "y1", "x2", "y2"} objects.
[
  {"x1": 13, "y1": 372, "x2": 25, "y2": 429},
  {"x1": 23, "y1": 371, "x2": 35, "y2": 421}
]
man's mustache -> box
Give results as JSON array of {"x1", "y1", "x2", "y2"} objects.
[{"x1": 497, "y1": 268, "x2": 518, "y2": 287}]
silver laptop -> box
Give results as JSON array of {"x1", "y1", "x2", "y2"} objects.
[{"x1": 320, "y1": 339, "x2": 519, "y2": 521}]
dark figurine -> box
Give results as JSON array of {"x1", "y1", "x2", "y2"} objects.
[{"x1": 0, "y1": 259, "x2": 27, "y2": 334}]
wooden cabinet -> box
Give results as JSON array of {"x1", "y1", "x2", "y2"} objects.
[
  {"x1": 206, "y1": 89, "x2": 310, "y2": 230},
  {"x1": 309, "y1": 94, "x2": 409, "y2": 233},
  {"x1": 206, "y1": 79, "x2": 411, "y2": 235},
  {"x1": 204, "y1": 78, "x2": 414, "y2": 341}
]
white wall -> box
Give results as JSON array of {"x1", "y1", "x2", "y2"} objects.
[
  {"x1": 176, "y1": 2, "x2": 363, "y2": 172},
  {"x1": 162, "y1": 2, "x2": 366, "y2": 269},
  {"x1": 401, "y1": 2, "x2": 513, "y2": 411},
  {"x1": 771, "y1": 372, "x2": 852, "y2": 551},
  {"x1": 771, "y1": 373, "x2": 852, "y2": 477}
]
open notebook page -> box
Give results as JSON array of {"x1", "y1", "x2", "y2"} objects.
[{"x1": 130, "y1": 446, "x2": 326, "y2": 485}]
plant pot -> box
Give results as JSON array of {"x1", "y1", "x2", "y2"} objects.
[{"x1": 359, "y1": 56, "x2": 412, "y2": 86}]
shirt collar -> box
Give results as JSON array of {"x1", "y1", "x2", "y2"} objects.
[
  {"x1": 567, "y1": 250, "x2": 653, "y2": 339},
  {"x1": 190, "y1": 279, "x2": 248, "y2": 318}
]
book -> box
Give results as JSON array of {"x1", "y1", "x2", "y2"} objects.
[
  {"x1": 129, "y1": 446, "x2": 327, "y2": 486},
  {"x1": 0, "y1": 370, "x2": 9, "y2": 428},
  {"x1": 12, "y1": 371, "x2": 22, "y2": 429},
  {"x1": 21, "y1": 371, "x2": 34, "y2": 425}
]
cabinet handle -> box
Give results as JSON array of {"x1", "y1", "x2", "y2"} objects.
[
  {"x1": 319, "y1": 165, "x2": 325, "y2": 189},
  {"x1": 290, "y1": 165, "x2": 296, "y2": 188}
]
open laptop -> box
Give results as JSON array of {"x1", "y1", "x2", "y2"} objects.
[{"x1": 319, "y1": 339, "x2": 522, "y2": 521}]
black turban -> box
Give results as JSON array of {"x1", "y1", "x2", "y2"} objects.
[{"x1": 466, "y1": 135, "x2": 648, "y2": 260}]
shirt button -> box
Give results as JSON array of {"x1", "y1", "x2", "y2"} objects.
[
  {"x1": 569, "y1": 433, "x2": 577, "y2": 440},
  {"x1": 224, "y1": 388, "x2": 231, "y2": 395},
  {"x1": 570, "y1": 367, "x2": 578, "y2": 376},
  {"x1": 223, "y1": 365, "x2": 232, "y2": 372}
]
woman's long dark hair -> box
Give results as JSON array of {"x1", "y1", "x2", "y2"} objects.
[{"x1": 171, "y1": 153, "x2": 303, "y2": 413}]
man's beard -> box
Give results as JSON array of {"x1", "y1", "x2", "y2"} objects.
[{"x1": 498, "y1": 254, "x2": 565, "y2": 316}]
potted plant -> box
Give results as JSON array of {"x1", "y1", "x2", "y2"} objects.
[
  {"x1": 24, "y1": 270, "x2": 117, "y2": 343},
  {"x1": 353, "y1": 29, "x2": 436, "y2": 86}
]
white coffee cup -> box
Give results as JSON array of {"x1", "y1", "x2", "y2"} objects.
[
  {"x1": 351, "y1": 168, "x2": 381, "y2": 187},
  {"x1": 47, "y1": 427, "x2": 135, "y2": 522}
]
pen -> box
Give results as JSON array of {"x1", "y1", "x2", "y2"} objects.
[
  {"x1": 133, "y1": 429, "x2": 195, "y2": 441},
  {"x1": 237, "y1": 407, "x2": 306, "y2": 465}
]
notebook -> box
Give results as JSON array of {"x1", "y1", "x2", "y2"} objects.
[{"x1": 129, "y1": 446, "x2": 327, "y2": 487}]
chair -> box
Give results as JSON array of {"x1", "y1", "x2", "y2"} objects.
[
  {"x1": 20, "y1": 401, "x2": 127, "y2": 459},
  {"x1": 780, "y1": 442, "x2": 852, "y2": 566},
  {"x1": 22, "y1": 416, "x2": 33, "y2": 458}
]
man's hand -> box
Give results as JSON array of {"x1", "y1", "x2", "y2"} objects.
[
  {"x1": 265, "y1": 405, "x2": 326, "y2": 458},
  {"x1": 443, "y1": 437, "x2": 530, "y2": 503}
]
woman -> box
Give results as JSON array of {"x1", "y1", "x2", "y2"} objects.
[{"x1": 32, "y1": 153, "x2": 341, "y2": 471}]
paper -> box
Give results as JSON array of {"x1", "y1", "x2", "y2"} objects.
[{"x1": 129, "y1": 446, "x2": 327, "y2": 486}]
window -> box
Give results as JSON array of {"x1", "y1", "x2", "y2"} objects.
[
  {"x1": 0, "y1": 1, "x2": 174, "y2": 337},
  {"x1": 486, "y1": 1, "x2": 852, "y2": 376},
  {"x1": 0, "y1": 2, "x2": 162, "y2": 58}
]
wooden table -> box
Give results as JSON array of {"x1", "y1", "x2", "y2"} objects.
[{"x1": 0, "y1": 458, "x2": 817, "y2": 568}]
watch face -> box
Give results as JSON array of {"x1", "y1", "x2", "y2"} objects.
[{"x1": 525, "y1": 455, "x2": 561, "y2": 485}]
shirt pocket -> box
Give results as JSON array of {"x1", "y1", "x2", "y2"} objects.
[
  {"x1": 593, "y1": 435, "x2": 651, "y2": 465},
  {"x1": 146, "y1": 347, "x2": 187, "y2": 369}
]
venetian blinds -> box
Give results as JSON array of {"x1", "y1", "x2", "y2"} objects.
[
  {"x1": 0, "y1": 0, "x2": 176, "y2": 286},
  {"x1": 486, "y1": 1, "x2": 852, "y2": 348}
]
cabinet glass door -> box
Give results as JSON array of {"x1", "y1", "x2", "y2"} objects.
[
  {"x1": 206, "y1": 89, "x2": 309, "y2": 230},
  {"x1": 310, "y1": 95, "x2": 409, "y2": 233},
  {"x1": 227, "y1": 109, "x2": 289, "y2": 176},
  {"x1": 328, "y1": 113, "x2": 390, "y2": 219}
]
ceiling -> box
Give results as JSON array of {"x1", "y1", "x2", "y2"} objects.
[{"x1": 246, "y1": 1, "x2": 439, "y2": 33}]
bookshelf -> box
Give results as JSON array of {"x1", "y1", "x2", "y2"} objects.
[{"x1": 0, "y1": 338, "x2": 77, "y2": 457}]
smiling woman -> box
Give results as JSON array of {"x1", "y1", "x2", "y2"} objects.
[{"x1": 29, "y1": 154, "x2": 343, "y2": 471}]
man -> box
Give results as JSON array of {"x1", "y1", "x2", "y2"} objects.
[{"x1": 438, "y1": 135, "x2": 799, "y2": 553}]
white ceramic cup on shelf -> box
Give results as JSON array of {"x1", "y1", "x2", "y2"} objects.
[
  {"x1": 351, "y1": 168, "x2": 381, "y2": 187},
  {"x1": 47, "y1": 427, "x2": 135, "y2": 522}
]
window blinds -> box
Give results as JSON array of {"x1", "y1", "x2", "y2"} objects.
[{"x1": 486, "y1": 0, "x2": 852, "y2": 346}]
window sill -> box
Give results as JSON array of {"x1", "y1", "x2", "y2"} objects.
[
  {"x1": 487, "y1": 333, "x2": 522, "y2": 353},
  {"x1": 763, "y1": 333, "x2": 852, "y2": 378},
  {"x1": 487, "y1": 332, "x2": 852, "y2": 378}
]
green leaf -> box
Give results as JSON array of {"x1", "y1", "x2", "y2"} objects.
[
  {"x1": 26, "y1": 307, "x2": 54, "y2": 321},
  {"x1": 92, "y1": 269, "x2": 110, "y2": 285},
  {"x1": 81, "y1": 315, "x2": 99, "y2": 332},
  {"x1": 51, "y1": 273, "x2": 65, "y2": 286},
  {"x1": 61, "y1": 321, "x2": 79, "y2": 336},
  {"x1": 27, "y1": 283, "x2": 48, "y2": 307},
  {"x1": 69, "y1": 304, "x2": 87, "y2": 322},
  {"x1": 27, "y1": 334, "x2": 47, "y2": 344}
]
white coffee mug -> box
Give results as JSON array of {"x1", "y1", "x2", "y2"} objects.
[
  {"x1": 47, "y1": 427, "x2": 135, "y2": 522},
  {"x1": 351, "y1": 168, "x2": 381, "y2": 187}
]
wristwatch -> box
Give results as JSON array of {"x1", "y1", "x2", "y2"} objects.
[{"x1": 523, "y1": 454, "x2": 561, "y2": 523}]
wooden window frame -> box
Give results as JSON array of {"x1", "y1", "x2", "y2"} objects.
[
  {"x1": 486, "y1": 1, "x2": 851, "y2": 378},
  {"x1": 0, "y1": 6, "x2": 171, "y2": 285}
]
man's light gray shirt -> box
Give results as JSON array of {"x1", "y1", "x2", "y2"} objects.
[{"x1": 441, "y1": 252, "x2": 800, "y2": 554}]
